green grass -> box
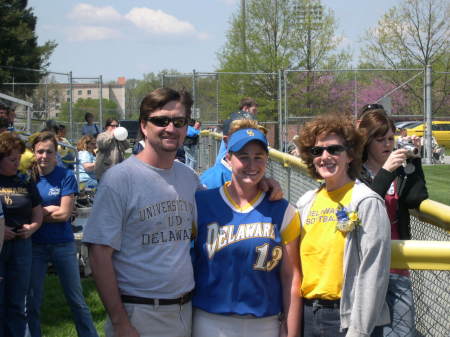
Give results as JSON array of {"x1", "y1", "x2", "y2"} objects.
[
  {"x1": 422, "y1": 164, "x2": 450, "y2": 206},
  {"x1": 41, "y1": 274, "x2": 106, "y2": 337}
]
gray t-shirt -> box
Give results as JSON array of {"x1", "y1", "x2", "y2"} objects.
[{"x1": 83, "y1": 155, "x2": 201, "y2": 299}]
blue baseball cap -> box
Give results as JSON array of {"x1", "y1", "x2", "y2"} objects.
[{"x1": 227, "y1": 128, "x2": 268, "y2": 153}]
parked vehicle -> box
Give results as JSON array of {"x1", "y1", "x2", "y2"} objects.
[
  {"x1": 395, "y1": 121, "x2": 422, "y2": 130},
  {"x1": 406, "y1": 121, "x2": 450, "y2": 148}
]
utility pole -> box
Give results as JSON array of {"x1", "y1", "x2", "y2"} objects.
[{"x1": 241, "y1": 0, "x2": 247, "y2": 68}]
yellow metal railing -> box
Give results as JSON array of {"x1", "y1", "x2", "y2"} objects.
[
  {"x1": 391, "y1": 240, "x2": 450, "y2": 270},
  {"x1": 199, "y1": 131, "x2": 450, "y2": 268},
  {"x1": 412, "y1": 199, "x2": 450, "y2": 233}
]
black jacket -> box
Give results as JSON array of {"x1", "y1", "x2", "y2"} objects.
[{"x1": 360, "y1": 158, "x2": 428, "y2": 240}]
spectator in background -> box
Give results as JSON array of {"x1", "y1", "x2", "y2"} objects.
[
  {"x1": 0, "y1": 102, "x2": 8, "y2": 119},
  {"x1": 56, "y1": 125, "x2": 76, "y2": 170},
  {"x1": 26, "y1": 132, "x2": 98, "y2": 337},
  {"x1": 222, "y1": 97, "x2": 258, "y2": 136},
  {"x1": 397, "y1": 128, "x2": 412, "y2": 148},
  {"x1": 132, "y1": 135, "x2": 145, "y2": 155},
  {"x1": 0, "y1": 132, "x2": 43, "y2": 337},
  {"x1": 358, "y1": 109, "x2": 428, "y2": 337},
  {"x1": 95, "y1": 118, "x2": 129, "y2": 181},
  {"x1": 81, "y1": 112, "x2": 99, "y2": 138},
  {"x1": 183, "y1": 119, "x2": 201, "y2": 170},
  {"x1": 0, "y1": 117, "x2": 9, "y2": 133},
  {"x1": 77, "y1": 135, "x2": 97, "y2": 188},
  {"x1": 0, "y1": 102, "x2": 16, "y2": 131},
  {"x1": 201, "y1": 98, "x2": 259, "y2": 188}
]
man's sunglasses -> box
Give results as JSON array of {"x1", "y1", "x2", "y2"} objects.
[
  {"x1": 309, "y1": 145, "x2": 347, "y2": 157},
  {"x1": 146, "y1": 116, "x2": 188, "y2": 128}
]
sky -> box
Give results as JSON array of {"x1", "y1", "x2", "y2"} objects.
[{"x1": 28, "y1": 0, "x2": 402, "y2": 82}]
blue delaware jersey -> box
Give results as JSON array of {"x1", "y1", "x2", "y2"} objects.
[{"x1": 193, "y1": 183, "x2": 300, "y2": 317}]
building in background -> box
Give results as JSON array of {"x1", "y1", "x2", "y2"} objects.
[{"x1": 56, "y1": 77, "x2": 126, "y2": 118}]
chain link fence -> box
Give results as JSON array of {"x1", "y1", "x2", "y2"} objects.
[{"x1": 198, "y1": 132, "x2": 450, "y2": 337}]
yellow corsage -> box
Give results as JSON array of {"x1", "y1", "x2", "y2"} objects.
[{"x1": 335, "y1": 204, "x2": 361, "y2": 233}]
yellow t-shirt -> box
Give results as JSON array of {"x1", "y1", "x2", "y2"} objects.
[{"x1": 300, "y1": 181, "x2": 355, "y2": 300}]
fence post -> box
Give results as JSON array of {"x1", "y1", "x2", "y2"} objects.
[
  {"x1": 192, "y1": 69, "x2": 197, "y2": 119},
  {"x1": 69, "y1": 71, "x2": 74, "y2": 141},
  {"x1": 26, "y1": 106, "x2": 31, "y2": 133},
  {"x1": 424, "y1": 65, "x2": 432, "y2": 165},
  {"x1": 99, "y1": 75, "x2": 103, "y2": 129},
  {"x1": 278, "y1": 69, "x2": 283, "y2": 151},
  {"x1": 216, "y1": 73, "x2": 220, "y2": 123}
]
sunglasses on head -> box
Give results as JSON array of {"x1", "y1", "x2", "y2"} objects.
[
  {"x1": 146, "y1": 116, "x2": 188, "y2": 128},
  {"x1": 361, "y1": 103, "x2": 384, "y2": 114},
  {"x1": 309, "y1": 145, "x2": 347, "y2": 157}
]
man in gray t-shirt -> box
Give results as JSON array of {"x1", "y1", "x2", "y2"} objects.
[{"x1": 83, "y1": 88, "x2": 199, "y2": 337}]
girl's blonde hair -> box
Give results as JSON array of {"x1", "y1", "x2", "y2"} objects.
[{"x1": 228, "y1": 119, "x2": 267, "y2": 136}]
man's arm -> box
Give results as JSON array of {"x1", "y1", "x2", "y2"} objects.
[
  {"x1": 89, "y1": 244, "x2": 139, "y2": 337},
  {"x1": 96, "y1": 132, "x2": 115, "y2": 151}
]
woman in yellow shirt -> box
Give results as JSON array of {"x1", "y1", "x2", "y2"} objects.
[{"x1": 294, "y1": 114, "x2": 391, "y2": 337}]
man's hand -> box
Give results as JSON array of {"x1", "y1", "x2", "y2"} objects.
[
  {"x1": 114, "y1": 321, "x2": 140, "y2": 337},
  {"x1": 258, "y1": 177, "x2": 283, "y2": 201}
]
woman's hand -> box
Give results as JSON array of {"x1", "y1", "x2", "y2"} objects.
[
  {"x1": 17, "y1": 223, "x2": 39, "y2": 239},
  {"x1": 382, "y1": 149, "x2": 408, "y2": 172},
  {"x1": 4, "y1": 226, "x2": 17, "y2": 241}
]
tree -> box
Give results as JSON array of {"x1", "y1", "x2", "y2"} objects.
[
  {"x1": 217, "y1": 0, "x2": 347, "y2": 120},
  {"x1": 0, "y1": 0, "x2": 57, "y2": 98},
  {"x1": 360, "y1": 0, "x2": 450, "y2": 114},
  {"x1": 58, "y1": 98, "x2": 120, "y2": 123}
]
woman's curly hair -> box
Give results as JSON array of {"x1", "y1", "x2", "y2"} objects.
[
  {"x1": 293, "y1": 114, "x2": 364, "y2": 180},
  {"x1": 77, "y1": 135, "x2": 96, "y2": 152},
  {"x1": 0, "y1": 131, "x2": 25, "y2": 161}
]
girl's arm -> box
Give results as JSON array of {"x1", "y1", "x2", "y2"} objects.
[
  {"x1": 280, "y1": 237, "x2": 302, "y2": 337},
  {"x1": 43, "y1": 195, "x2": 75, "y2": 222}
]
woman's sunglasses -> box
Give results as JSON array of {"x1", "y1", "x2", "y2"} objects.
[
  {"x1": 309, "y1": 145, "x2": 347, "y2": 157},
  {"x1": 146, "y1": 116, "x2": 188, "y2": 128}
]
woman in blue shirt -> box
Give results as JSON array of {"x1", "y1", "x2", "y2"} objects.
[
  {"x1": 26, "y1": 132, "x2": 98, "y2": 337},
  {"x1": 76, "y1": 135, "x2": 98, "y2": 188},
  {"x1": 193, "y1": 120, "x2": 301, "y2": 337}
]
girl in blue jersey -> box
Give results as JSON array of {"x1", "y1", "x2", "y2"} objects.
[
  {"x1": 193, "y1": 120, "x2": 301, "y2": 337},
  {"x1": 26, "y1": 132, "x2": 98, "y2": 337}
]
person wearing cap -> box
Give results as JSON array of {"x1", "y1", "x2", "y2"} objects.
[
  {"x1": 200, "y1": 98, "x2": 258, "y2": 188},
  {"x1": 95, "y1": 118, "x2": 129, "y2": 181},
  {"x1": 192, "y1": 119, "x2": 301, "y2": 337}
]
